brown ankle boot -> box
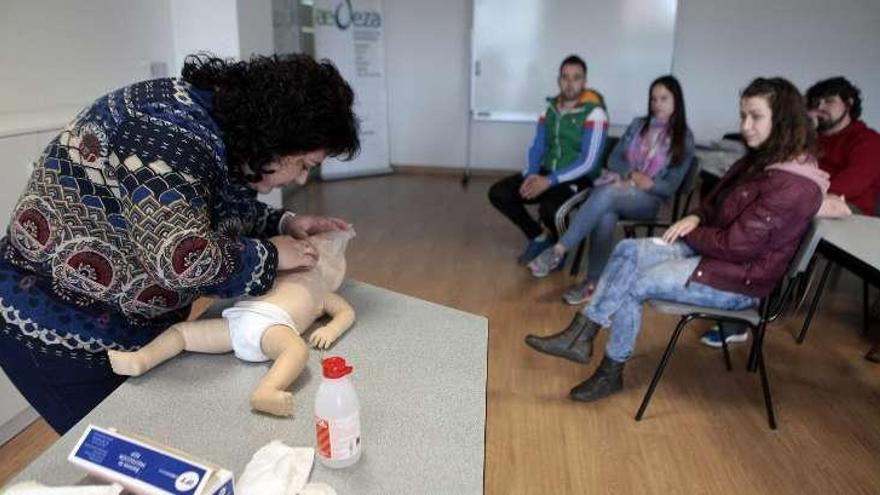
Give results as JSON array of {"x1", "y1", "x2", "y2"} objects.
[
  {"x1": 524, "y1": 313, "x2": 600, "y2": 363},
  {"x1": 569, "y1": 356, "x2": 624, "y2": 402}
]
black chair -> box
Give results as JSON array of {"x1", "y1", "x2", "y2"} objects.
[
  {"x1": 634, "y1": 220, "x2": 822, "y2": 430},
  {"x1": 619, "y1": 156, "x2": 702, "y2": 239}
]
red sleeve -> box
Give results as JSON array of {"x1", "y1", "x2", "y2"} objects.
[{"x1": 827, "y1": 136, "x2": 880, "y2": 199}]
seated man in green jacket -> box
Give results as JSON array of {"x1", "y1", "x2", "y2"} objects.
[{"x1": 488, "y1": 55, "x2": 609, "y2": 265}]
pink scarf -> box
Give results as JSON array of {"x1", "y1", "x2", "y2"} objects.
[{"x1": 623, "y1": 118, "x2": 672, "y2": 178}]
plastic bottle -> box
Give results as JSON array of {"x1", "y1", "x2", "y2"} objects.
[{"x1": 314, "y1": 356, "x2": 361, "y2": 468}]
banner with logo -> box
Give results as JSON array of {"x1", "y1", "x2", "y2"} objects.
[{"x1": 314, "y1": 0, "x2": 391, "y2": 180}]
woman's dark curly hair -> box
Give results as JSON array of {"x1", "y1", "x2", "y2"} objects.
[
  {"x1": 741, "y1": 77, "x2": 817, "y2": 173},
  {"x1": 182, "y1": 53, "x2": 360, "y2": 182}
]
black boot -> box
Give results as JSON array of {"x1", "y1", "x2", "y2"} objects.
[
  {"x1": 524, "y1": 313, "x2": 600, "y2": 363},
  {"x1": 569, "y1": 356, "x2": 624, "y2": 402}
]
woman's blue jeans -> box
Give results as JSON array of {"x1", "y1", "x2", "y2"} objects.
[
  {"x1": 582, "y1": 238, "x2": 758, "y2": 362},
  {"x1": 559, "y1": 184, "x2": 661, "y2": 282}
]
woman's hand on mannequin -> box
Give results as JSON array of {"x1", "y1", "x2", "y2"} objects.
[
  {"x1": 283, "y1": 214, "x2": 351, "y2": 239},
  {"x1": 270, "y1": 235, "x2": 319, "y2": 270},
  {"x1": 662, "y1": 214, "x2": 700, "y2": 244}
]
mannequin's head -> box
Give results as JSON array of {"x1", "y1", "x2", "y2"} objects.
[{"x1": 308, "y1": 228, "x2": 355, "y2": 291}]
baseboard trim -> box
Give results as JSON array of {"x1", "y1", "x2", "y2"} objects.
[
  {"x1": 391, "y1": 164, "x2": 512, "y2": 179},
  {"x1": 0, "y1": 407, "x2": 39, "y2": 447}
]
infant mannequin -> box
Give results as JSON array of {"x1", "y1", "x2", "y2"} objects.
[{"x1": 108, "y1": 229, "x2": 356, "y2": 417}]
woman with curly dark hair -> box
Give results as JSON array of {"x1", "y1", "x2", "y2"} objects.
[
  {"x1": 0, "y1": 53, "x2": 360, "y2": 433},
  {"x1": 525, "y1": 77, "x2": 830, "y2": 404}
]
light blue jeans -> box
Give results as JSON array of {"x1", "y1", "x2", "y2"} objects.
[
  {"x1": 559, "y1": 184, "x2": 661, "y2": 282},
  {"x1": 582, "y1": 238, "x2": 758, "y2": 362}
]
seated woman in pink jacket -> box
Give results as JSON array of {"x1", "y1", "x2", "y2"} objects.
[{"x1": 524, "y1": 77, "x2": 829, "y2": 403}]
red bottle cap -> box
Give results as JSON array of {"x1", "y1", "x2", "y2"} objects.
[{"x1": 322, "y1": 356, "x2": 353, "y2": 379}]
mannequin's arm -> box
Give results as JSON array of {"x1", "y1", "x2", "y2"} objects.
[
  {"x1": 309, "y1": 292, "x2": 356, "y2": 349},
  {"x1": 109, "y1": 319, "x2": 231, "y2": 376}
]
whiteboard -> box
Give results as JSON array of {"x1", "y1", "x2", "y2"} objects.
[{"x1": 471, "y1": 0, "x2": 678, "y2": 125}]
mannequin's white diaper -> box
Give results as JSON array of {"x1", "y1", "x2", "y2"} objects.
[{"x1": 222, "y1": 301, "x2": 298, "y2": 362}]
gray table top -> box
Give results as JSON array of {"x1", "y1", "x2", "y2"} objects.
[
  {"x1": 695, "y1": 147, "x2": 743, "y2": 178},
  {"x1": 12, "y1": 280, "x2": 489, "y2": 494},
  {"x1": 817, "y1": 214, "x2": 880, "y2": 271}
]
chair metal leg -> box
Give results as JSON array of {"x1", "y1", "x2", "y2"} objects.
[
  {"x1": 756, "y1": 346, "x2": 777, "y2": 429},
  {"x1": 719, "y1": 322, "x2": 732, "y2": 371},
  {"x1": 793, "y1": 256, "x2": 818, "y2": 313},
  {"x1": 747, "y1": 322, "x2": 768, "y2": 373},
  {"x1": 635, "y1": 316, "x2": 693, "y2": 421},
  {"x1": 570, "y1": 239, "x2": 587, "y2": 276},
  {"x1": 863, "y1": 280, "x2": 870, "y2": 336},
  {"x1": 797, "y1": 259, "x2": 833, "y2": 344}
]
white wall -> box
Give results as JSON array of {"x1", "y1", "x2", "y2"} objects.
[
  {"x1": 0, "y1": 131, "x2": 58, "y2": 226},
  {"x1": 674, "y1": 0, "x2": 880, "y2": 143},
  {"x1": 470, "y1": 121, "x2": 535, "y2": 170},
  {"x1": 170, "y1": 0, "x2": 277, "y2": 75},
  {"x1": 0, "y1": 0, "x2": 174, "y2": 114},
  {"x1": 238, "y1": 0, "x2": 275, "y2": 58},
  {"x1": 170, "y1": 0, "x2": 241, "y2": 75},
  {"x1": 383, "y1": 0, "x2": 880, "y2": 170},
  {"x1": 383, "y1": 0, "x2": 470, "y2": 167}
]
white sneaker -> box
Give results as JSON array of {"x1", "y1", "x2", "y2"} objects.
[{"x1": 699, "y1": 326, "x2": 749, "y2": 348}]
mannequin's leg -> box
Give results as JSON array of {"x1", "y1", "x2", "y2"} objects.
[
  {"x1": 108, "y1": 319, "x2": 231, "y2": 376},
  {"x1": 249, "y1": 324, "x2": 309, "y2": 416}
]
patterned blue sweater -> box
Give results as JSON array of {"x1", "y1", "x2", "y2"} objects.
[{"x1": 0, "y1": 78, "x2": 284, "y2": 361}]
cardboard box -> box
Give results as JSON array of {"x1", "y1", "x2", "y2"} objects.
[{"x1": 68, "y1": 425, "x2": 234, "y2": 495}]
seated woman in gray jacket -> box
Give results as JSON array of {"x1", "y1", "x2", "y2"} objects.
[{"x1": 528, "y1": 75, "x2": 695, "y2": 305}]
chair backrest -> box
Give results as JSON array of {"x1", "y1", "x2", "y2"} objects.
[
  {"x1": 788, "y1": 219, "x2": 823, "y2": 278},
  {"x1": 679, "y1": 156, "x2": 702, "y2": 196},
  {"x1": 600, "y1": 136, "x2": 620, "y2": 168},
  {"x1": 671, "y1": 156, "x2": 702, "y2": 221},
  {"x1": 764, "y1": 218, "x2": 823, "y2": 321}
]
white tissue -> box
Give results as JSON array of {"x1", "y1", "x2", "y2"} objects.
[
  {"x1": 237, "y1": 441, "x2": 316, "y2": 495},
  {"x1": 650, "y1": 237, "x2": 668, "y2": 245},
  {"x1": 3, "y1": 481, "x2": 123, "y2": 495}
]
